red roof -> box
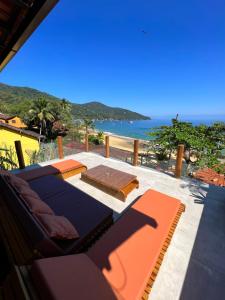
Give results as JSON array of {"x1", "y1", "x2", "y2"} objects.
[{"x1": 194, "y1": 168, "x2": 225, "y2": 187}]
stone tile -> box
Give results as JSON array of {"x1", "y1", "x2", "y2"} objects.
[{"x1": 32, "y1": 152, "x2": 225, "y2": 300}]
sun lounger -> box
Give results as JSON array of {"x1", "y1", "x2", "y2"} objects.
[
  {"x1": 87, "y1": 189, "x2": 185, "y2": 299},
  {"x1": 24, "y1": 189, "x2": 185, "y2": 300},
  {"x1": 16, "y1": 159, "x2": 87, "y2": 181}
]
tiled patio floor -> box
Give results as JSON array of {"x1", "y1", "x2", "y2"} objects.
[{"x1": 32, "y1": 152, "x2": 225, "y2": 299}]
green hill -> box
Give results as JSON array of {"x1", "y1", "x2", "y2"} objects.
[{"x1": 0, "y1": 83, "x2": 150, "y2": 120}]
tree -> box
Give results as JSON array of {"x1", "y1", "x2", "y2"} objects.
[
  {"x1": 0, "y1": 101, "x2": 9, "y2": 114},
  {"x1": 20, "y1": 97, "x2": 73, "y2": 140},
  {"x1": 59, "y1": 99, "x2": 72, "y2": 126},
  {"x1": 82, "y1": 118, "x2": 95, "y2": 134},
  {"x1": 60, "y1": 98, "x2": 71, "y2": 112},
  {"x1": 27, "y1": 97, "x2": 55, "y2": 137},
  {"x1": 148, "y1": 119, "x2": 225, "y2": 172}
]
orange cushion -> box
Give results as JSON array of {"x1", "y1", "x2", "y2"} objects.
[
  {"x1": 88, "y1": 189, "x2": 182, "y2": 300},
  {"x1": 51, "y1": 159, "x2": 86, "y2": 173},
  {"x1": 17, "y1": 160, "x2": 86, "y2": 182},
  {"x1": 31, "y1": 254, "x2": 122, "y2": 300}
]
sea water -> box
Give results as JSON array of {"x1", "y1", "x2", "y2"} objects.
[{"x1": 94, "y1": 117, "x2": 225, "y2": 140}]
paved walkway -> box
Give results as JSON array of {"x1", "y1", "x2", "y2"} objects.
[{"x1": 38, "y1": 152, "x2": 225, "y2": 300}]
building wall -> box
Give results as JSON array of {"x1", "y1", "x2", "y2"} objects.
[
  {"x1": 0, "y1": 127, "x2": 40, "y2": 167},
  {"x1": 6, "y1": 116, "x2": 27, "y2": 128}
]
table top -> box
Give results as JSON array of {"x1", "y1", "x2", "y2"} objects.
[{"x1": 82, "y1": 165, "x2": 137, "y2": 191}]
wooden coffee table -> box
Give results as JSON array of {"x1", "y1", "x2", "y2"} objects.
[{"x1": 81, "y1": 165, "x2": 139, "y2": 201}]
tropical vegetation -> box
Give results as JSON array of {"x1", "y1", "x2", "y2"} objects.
[
  {"x1": 20, "y1": 97, "x2": 72, "y2": 140},
  {"x1": 148, "y1": 118, "x2": 225, "y2": 174},
  {"x1": 0, "y1": 146, "x2": 18, "y2": 170},
  {"x1": 88, "y1": 132, "x2": 104, "y2": 145},
  {"x1": 82, "y1": 118, "x2": 95, "y2": 134},
  {"x1": 0, "y1": 83, "x2": 150, "y2": 120}
]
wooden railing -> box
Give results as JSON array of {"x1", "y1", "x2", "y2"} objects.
[
  {"x1": 14, "y1": 135, "x2": 185, "y2": 178},
  {"x1": 57, "y1": 136, "x2": 64, "y2": 159},
  {"x1": 133, "y1": 139, "x2": 139, "y2": 166},
  {"x1": 175, "y1": 144, "x2": 184, "y2": 178},
  {"x1": 14, "y1": 141, "x2": 25, "y2": 169},
  {"x1": 105, "y1": 135, "x2": 110, "y2": 158}
]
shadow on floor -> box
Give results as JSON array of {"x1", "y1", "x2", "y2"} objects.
[{"x1": 180, "y1": 183, "x2": 225, "y2": 300}]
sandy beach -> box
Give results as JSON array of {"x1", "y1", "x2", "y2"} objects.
[
  {"x1": 81, "y1": 129, "x2": 150, "y2": 153},
  {"x1": 107, "y1": 134, "x2": 149, "y2": 153}
]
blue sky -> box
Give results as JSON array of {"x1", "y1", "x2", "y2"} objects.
[{"x1": 1, "y1": 0, "x2": 225, "y2": 117}]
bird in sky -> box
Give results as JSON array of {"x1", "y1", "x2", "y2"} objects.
[{"x1": 139, "y1": 28, "x2": 148, "y2": 35}]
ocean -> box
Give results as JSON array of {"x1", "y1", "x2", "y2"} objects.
[{"x1": 94, "y1": 117, "x2": 225, "y2": 140}]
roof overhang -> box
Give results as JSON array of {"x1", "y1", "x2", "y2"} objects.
[
  {"x1": 0, "y1": 121, "x2": 44, "y2": 139},
  {"x1": 0, "y1": 0, "x2": 59, "y2": 71}
]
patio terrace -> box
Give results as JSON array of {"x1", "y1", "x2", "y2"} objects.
[{"x1": 19, "y1": 151, "x2": 225, "y2": 300}]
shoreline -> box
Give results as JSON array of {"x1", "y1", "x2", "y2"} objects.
[
  {"x1": 102, "y1": 131, "x2": 149, "y2": 143},
  {"x1": 90, "y1": 129, "x2": 150, "y2": 153}
]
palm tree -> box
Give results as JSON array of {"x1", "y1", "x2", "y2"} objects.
[
  {"x1": 28, "y1": 98, "x2": 55, "y2": 137},
  {"x1": 59, "y1": 99, "x2": 72, "y2": 126},
  {"x1": 82, "y1": 118, "x2": 95, "y2": 134},
  {"x1": 60, "y1": 98, "x2": 72, "y2": 113}
]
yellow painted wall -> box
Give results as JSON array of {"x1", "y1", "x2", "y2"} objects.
[
  {"x1": 6, "y1": 116, "x2": 27, "y2": 128},
  {"x1": 0, "y1": 127, "x2": 40, "y2": 167}
]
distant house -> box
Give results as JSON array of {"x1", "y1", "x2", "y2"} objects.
[
  {"x1": 0, "y1": 113, "x2": 27, "y2": 129},
  {"x1": 0, "y1": 122, "x2": 43, "y2": 167},
  {"x1": 0, "y1": 113, "x2": 27, "y2": 128}
]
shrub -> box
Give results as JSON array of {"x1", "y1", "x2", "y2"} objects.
[{"x1": 88, "y1": 132, "x2": 104, "y2": 145}]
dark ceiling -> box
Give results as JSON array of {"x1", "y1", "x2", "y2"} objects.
[{"x1": 0, "y1": 0, "x2": 58, "y2": 71}]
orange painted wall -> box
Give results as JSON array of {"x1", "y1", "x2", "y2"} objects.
[{"x1": 0, "y1": 116, "x2": 27, "y2": 128}]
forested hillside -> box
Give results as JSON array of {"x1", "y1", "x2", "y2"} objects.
[{"x1": 0, "y1": 83, "x2": 150, "y2": 120}]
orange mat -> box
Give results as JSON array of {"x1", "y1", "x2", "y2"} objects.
[
  {"x1": 17, "y1": 159, "x2": 87, "y2": 181},
  {"x1": 88, "y1": 189, "x2": 185, "y2": 299}
]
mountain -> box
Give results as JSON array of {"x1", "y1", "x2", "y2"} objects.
[
  {"x1": 0, "y1": 83, "x2": 150, "y2": 120},
  {"x1": 71, "y1": 101, "x2": 150, "y2": 120}
]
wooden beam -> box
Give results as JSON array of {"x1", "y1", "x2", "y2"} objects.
[
  {"x1": 0, "y1": 0, "x2": 59, "y2": 71},
  {"x1": 133, "y1": 139, "x2": 139, "y2": 166},
  {"x1": 57, "y1": 136, "x2": 64, "y2": 159},
  {"x1": 14, "y1": 140, "x2": 25, "y2": 169},
  {"x1": 175, "y1": 144, "x2": 184, "y2": 178},
  {"x1": 105, "y1": 135, "x2": 110, "y2": 158}
]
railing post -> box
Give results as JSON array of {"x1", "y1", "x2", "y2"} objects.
[
  {"x1": 14, "y1": 140, "x2": 25, "y2": 169},
  {"x1": 105, "y1": 135, "x2": 110, "y2": 158},
  {"x1": 57, "y1": 136, "x2": 64, "y2": 159},
  {"x1": 133, "y1": 139, "x2": 139, "y2": 166},
  {"x1": 175, "y1": 144, "x2": 184, "y2": 178},
  {"x1": 85, "y1": 133, "x2": 89, "y2": 152}
]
